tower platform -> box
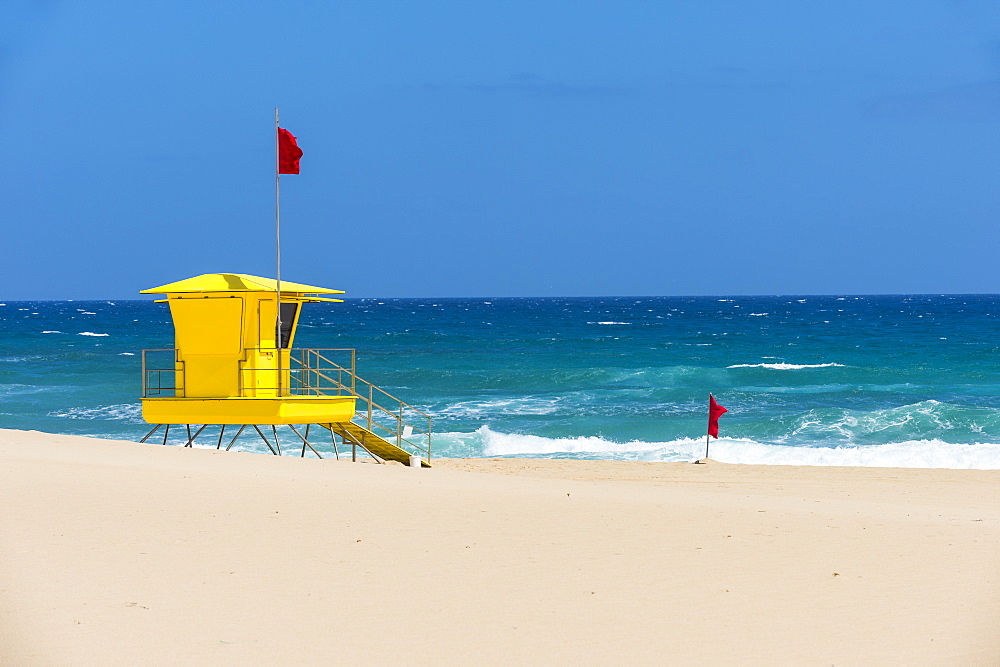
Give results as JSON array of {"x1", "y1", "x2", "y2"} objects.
[{"x1": 142, "y1": 396, "x2": 357, "y2": 425}]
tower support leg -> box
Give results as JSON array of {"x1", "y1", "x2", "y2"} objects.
[
  {"x1": 225, "y1": 425, "x2": 248, "y2": 451},
  {"x1": 139, "y1": 424, "x2": 162, "y2": 444},
  {"x1": 252, "y1": 425, "x2": 279, "y2": 456},
  {"x1": 271, "y1": 425, "x2": 282, "y2": 456},
  {"x1": 289, "y1": 424, "x2": 323, "y2": 459},
  {"x1": 342, "y1": 432, "x2": 382, "y2": 464},
  {"x1": 183, "y1": 424, "x2": 208, "y2": 447}
]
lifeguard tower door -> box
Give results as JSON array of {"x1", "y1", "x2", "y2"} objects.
[{"x1": 248, "y1": 297, "x2": 300, "y2": 396}]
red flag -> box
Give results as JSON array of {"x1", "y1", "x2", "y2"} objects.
[
  {"x1": 278, "y1": 128, "x2": 303, "y2": 174},
  {"x1": 708, "y1": 394, "x2": 728, "y2": 438}
]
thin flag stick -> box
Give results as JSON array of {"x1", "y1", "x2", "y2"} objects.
[
  {"x1": 274, "y1": 108, "x2": 283, "y2": 395},
  {"x1": 705, "y1": 394, "x2": 712, "y2": 459},
  {"x1": 703, "y1": 394, "x2": 727, "y2": 461}
]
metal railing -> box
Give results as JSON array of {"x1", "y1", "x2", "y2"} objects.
[
  {"x1": 141, "y1": 347, "x2": 432, "y2": 460},
  {"x1": 242, "y1": 348, "x2": 432, "y2": 460},
  {"x1": 142, "y1": 349, "x2": 184, "y2": 397},
  {"x1": 239, "y1": 348, "x2": 357, "y2": 397},
  {"x1": 348, "y1": 366, "x2": 433, "y2": 462}
]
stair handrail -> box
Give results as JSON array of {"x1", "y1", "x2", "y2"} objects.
[
  {"x1": 304, "y1": 349, "x2": 432, "y2": 460},
  {"x1": 233, "y1": 347, "x2": 431, "y2": 460}
]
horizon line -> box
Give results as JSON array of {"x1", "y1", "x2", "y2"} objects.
[{"x1": 2, "y1": 292, "x2": 998, "y2": 302}]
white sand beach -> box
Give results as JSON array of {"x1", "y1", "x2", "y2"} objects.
[{"x1": 1, "y1": 429, "x2": 998, "y2": 664}]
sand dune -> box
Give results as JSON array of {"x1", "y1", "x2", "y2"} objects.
[{"x1": 1, "y1": 429, "x2": 998, "y2": 664}]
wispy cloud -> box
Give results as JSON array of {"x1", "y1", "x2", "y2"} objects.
[
  {"x1": 416, "y1": 74, "x2": 631, "y2": 99},
  {"x1": 865, "y1": 80, "x2": 1000, "y2": 122}
]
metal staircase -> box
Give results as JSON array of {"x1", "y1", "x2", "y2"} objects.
[
  {"x1": 290, "y1": 349, "x2": 433, "y2": 466},
  {"x1": 323, "y1": 421, "x2": 431, "y2": 467}
]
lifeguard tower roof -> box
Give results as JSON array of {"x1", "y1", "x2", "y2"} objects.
[{"x1": 141, "y1": 273, "x2": 344, "y2": 300}]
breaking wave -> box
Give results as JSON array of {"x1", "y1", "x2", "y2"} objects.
[
  {"x1": 432, "y1": 426, "x2": 1000, "y2": 469},
  {"x1": 727, "y1": 362, "x2": 846, "y2": 370}
]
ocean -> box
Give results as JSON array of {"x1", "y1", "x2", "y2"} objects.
[{"x1": 3, "y1": 295, "x2": 1000, "y2": 469}]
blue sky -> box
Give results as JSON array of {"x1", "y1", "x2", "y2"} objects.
[{"x1": 2, "y1": 1, "x2": 999, "y2": 298}]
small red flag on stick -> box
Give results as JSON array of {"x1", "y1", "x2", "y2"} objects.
[
  {"x1": 278, "y1": 128, "x2": 303, "y2": 174},
  {"x1": 708, "y1": 394, "x2": 727, "y2": 438},
  {"x1": 704, "y1": 394, "x2": 728, "y2": 459}
]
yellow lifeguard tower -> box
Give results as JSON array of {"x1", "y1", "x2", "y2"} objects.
[{"x1": 139, "y1": 273, "x2": 431, "y2": 466}]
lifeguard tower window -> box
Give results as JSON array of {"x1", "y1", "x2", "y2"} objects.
[
  {"x1": 171, "y1": 298, "x2": 244, "y2": 355},
  {"x1": 277, "y1": 302, "x2": 299, "y2": 349}
]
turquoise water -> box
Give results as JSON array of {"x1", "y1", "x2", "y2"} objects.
[{"x1": 3, "y1": 295, "x2": 1000, "y2": 468}]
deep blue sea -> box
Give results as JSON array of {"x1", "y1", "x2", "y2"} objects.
[{"x1": 3, "y1": 295, "x2": 1000, "y2": 469}]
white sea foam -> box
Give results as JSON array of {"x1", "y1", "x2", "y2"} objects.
[
  {"x1": 119, "y1": 352, "x2": 136, "y2": 356},
  {"x1": 747, "y1": 313, "x2": 769, "y2": 317},
  {"x1": 590, "y1": 321, "x2": 631, "y2": 325},
  {"x1": 77, "y1": 332, "x2": 109, "y2": 337},
  {"x1": 433, "y1": 397, "x2": 565, "y2": 418},
  {"x1": 41, "y1": 330, "x2": 62, "y2": 334},
  {"x1": 786, "y1": 400, "x2": 969, "y2": 441},
  {"x1": 727, "y1": 362, "x2": 845, "y2": 370},
  {"x1": 477, "y1": 426, "x2": 666, "y2": 456},
  {"x1": 0, "y1": 383, "x2": 60, "y2": 397},
  {"x1": 450, "y1": 426, "x2": 1000, "y2": 469},
  {"x1": 704, "y1": 438, "x2": 1000, "y2": 469},
  {"x1": 49, "y1": 403, "x2": 143, "y2": 422}
]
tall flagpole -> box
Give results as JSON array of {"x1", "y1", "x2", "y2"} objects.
[{"x1": 274, "y1": 108, "x2": 283, "y2": 395}]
